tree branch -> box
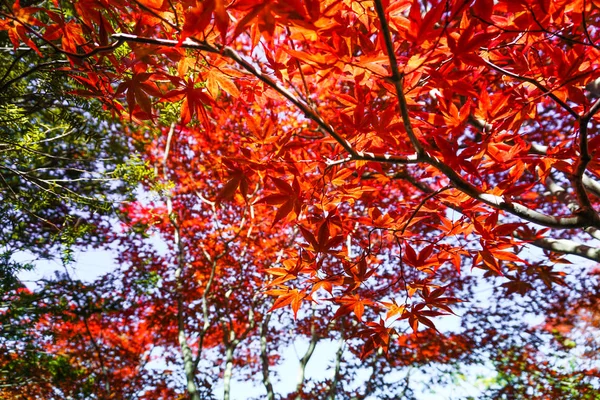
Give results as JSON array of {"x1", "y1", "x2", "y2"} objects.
[
  {"x1": 327, "y1": 322, "x2": 344, "y2": 400},
  {"x1": 373, "y1": 0, "x2": 424, "y2": 155},
  {"x1": 260, "y1": 313, "x2": 275, "y2": 400},
  {"x1": 367, "y1": 7, "x2": 595, "y2": 230},
  {"x1": 546, "y1": 176, "x2": 600, "y2": 241},
  {"x1": 526, "y1": 237, "x2": 600, "y2": 263},
  {"x1": 162, "y1": 123, "x2": 201, "y2": 400},
  {"x1": 393, "y1": 170, "x2": 600, "y2": 263},
  {"x1": 294, "y1": 309, "x2": 319, "y2": 400},
  {"x1": 110, "y1": 33, "x2": 598, "y2": 230},
  {"x1": 482, "y1": 58, "x2": 578, "y2": 119},
  {"x1": 223, "y1": 331, "x2": 236, "y2": 400},
  {"x1": 111, "y1": 33, "x2": 422, "y2": 166}
]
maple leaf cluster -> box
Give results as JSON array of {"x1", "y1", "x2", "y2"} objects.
[{"x1": 2, "y1": 0, "x2": 600, "y2": 398}]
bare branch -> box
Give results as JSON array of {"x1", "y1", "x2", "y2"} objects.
[
  {"x1": 583, "y1": 175, "x2": 600, "y2": 199},
  {"x1": 260, "y1": 313, "x2": 275, "y2": 400},
  {"x1": 223, "y1": 331, "x2": 236, "y2": 400},
  {"x1": 162, "y1": 122, "x2": 201, "y2": 400},
  {"x1": 527, "y1": 237, "x2": 600, "y2": 263},
  {"x1": 546, "y1": 176, "x2": 600, "y2": 241},
  {"x1": 327, "y1": 323, "x2": 344, "y2": 400},
  {"x1": 295, "y1": 308, "x2": 319, "y2": 400}
]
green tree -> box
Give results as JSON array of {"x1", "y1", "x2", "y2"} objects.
[
  {"x1": 0, "y1": 21, "x2": 147, "y2": 260},
  {"x1": 0, "y1": 25, "x2": 148, "y2": 395}
]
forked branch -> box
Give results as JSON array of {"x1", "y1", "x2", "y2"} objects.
[{"x1": 110, "y1": 32, "x2": 600, "y2": 231}]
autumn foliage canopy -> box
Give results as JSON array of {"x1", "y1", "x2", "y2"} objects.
[{"x1": 1, "y1": 0, "x2": 600, "y2": 398}]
